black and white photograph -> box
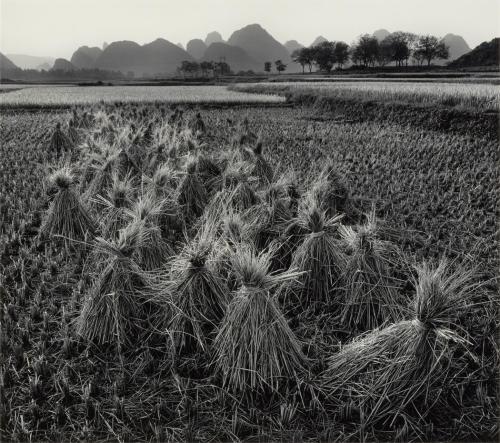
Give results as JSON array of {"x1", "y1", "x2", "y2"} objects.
[{"x1": 0, "y1": 0, "x2": 499, "y2": 441}]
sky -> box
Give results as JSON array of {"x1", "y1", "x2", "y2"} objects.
[{"x1": 1, "y1": 0, "x2": 499, "y2": 58}]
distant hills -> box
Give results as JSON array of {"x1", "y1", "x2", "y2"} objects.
[
  {"x1": 202, "y1": 42, "x2": 260, "y2": 72},
  {"x1": 1, "y1": 53, "x2": 19, "y2": 76},
  {"x1": 310, "y1": 36, "x2": 328, "y2": 47},
  {"x1": 284, "y1": 40, "x2": 304, "y2": 54},
  {"x1": 205, "y1": 31, "x2": 224, "y2": 46},
  {"x1": 92, "y1": 39, "x2": 193, "y2": 75},
  {"x1": 71, "y1": 46, "x2": 102, "y2": 69},
  {"x1": 2, "y1": 24, "x2": 496, "y2": 78},
  {"x1": 52, "y1": 58, "x2": 76, "y2": 71},
  {"x1": 440, "y1": 33, "x2": 471, "y2": 62},
  {"x1": 450, "y1": 38, "x2": 499, "y2": 67},
  {"x1": 187, "y1": 39, "x2": 207, "y2": 59},
  {"x1": 6, "y1": 54, "x2": 55, "y2": 70},
  {"x1": 227, "y1": 24, "x2": 291, "y2": 69}
]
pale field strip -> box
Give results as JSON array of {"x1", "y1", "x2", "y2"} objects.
[{"x1": 0, "y1": 85, "x2": 284, "y2": 106}]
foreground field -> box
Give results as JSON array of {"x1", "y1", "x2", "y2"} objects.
[{"x1": 0, "y1": 100, "x2": 498, "y2": 442}]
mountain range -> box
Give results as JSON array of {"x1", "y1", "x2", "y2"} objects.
[
  {"x1": 0, "y1": 25, "x2": 491, "y2": 77},
  {"x1": 6, "y1": 54, "x2": 55, "y2": 70}
]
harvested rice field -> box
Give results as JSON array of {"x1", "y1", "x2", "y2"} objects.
[{"x1": 0, "y1": 89, "x2": 498, "y2": 442}]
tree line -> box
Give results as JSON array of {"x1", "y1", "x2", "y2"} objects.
[
  {"x1": 291, "y1": 33, "x2": 450, "y2": 73},
  {"x1": 176, "y1": 60, "x2": 234, "y2": 77},
  {"x1": 0, "y1": 67, "x2": 126, "y2": 82}
]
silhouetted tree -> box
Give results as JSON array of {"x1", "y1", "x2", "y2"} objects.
[
  {"x1": 275, "y1": 60, "x2": 287, "y2": 74},
  {"x1": 378, "y1": 38, "x2": 394, "y2": 66},
  {"x1": 301, "y1": 47, "x2": 315, "y2": 73},
  {"x1": 414, "y1": 35, "x2": 449, "y2": 66},
  {"x1": 311, "y1": 41, "x2": 336, "y2": 72},
  {"x1": 215, "y1": 61, "x2": 231, "y2": 75},
  {"x1": 200, "y1": 61, "x2": 214, "y2": 77},
  {"x1": 352, "y1": 34, "x2": 379, "y2": 67},
  {"x1": 333, "y1": 41, "x2": 350, "y2": 68}
]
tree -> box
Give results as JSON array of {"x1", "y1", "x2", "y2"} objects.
[
  {"x1": 333, "y1": 41, "x2": 350, "y2": 68},
  {"x1": 291, "y1": 50, "x2": 305, "y2": 73},
  {"x1": 378, "y1": 38, "x2": 395, "y2": 66},
  {"x1": 275, "y1": 60, "x2": 287, "y2": 74},
  {"x1": 200, "y1": 61, "x2": 214, "y2": 77},
  {"x1": 215, "y1": 61, "x2": 231, "y2": 75},
  {"x1": 264, "y1": 61, "x2": 272, "y2": 73},
  {"x1": 352, "y1": 34, "x2": 379, "y2": 67},
  {"x1": 311, "y1": 41, "x2": 336, "y2": 72},
  {"x1": 388, "y1": 31, "x2": 413, "y2": 66},
  {"x1": 414, "y1": 35, "x2": 449, "y2": 66},
  {"x1": 301, "y1": 47, "x2": 315, "y2": 73}
]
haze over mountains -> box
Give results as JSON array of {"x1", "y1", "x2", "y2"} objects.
[
  {"x1": 6, "y1": 54, "x2": 55, "y2": 70},
  {"x1": 0, "y1": 23, "x2": 493, "y2": 77}
]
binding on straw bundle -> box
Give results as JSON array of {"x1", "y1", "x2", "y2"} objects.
[{"x1": 214, "y1": 244, "x2": 306, "y2": 397}]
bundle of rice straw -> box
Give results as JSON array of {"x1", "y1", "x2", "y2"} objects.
[
  {"x1": 190, "y1": 112, "x2": 206, "y2": 135},
  {"x1": 67, "y1": 119, "x2": 79, "y2": 144},
  {"x1": 191, "y1": 153, "x2": 222, "y2": 196},
  {"x1": 338, "y1": 212, "x2": 405, "y2": 332},
  {"x1": 82, "y1": 144, "x2": 122, "y2": 199},
  {"x1": 167, "y1": 233, "x2": 229, "y2": 354},
  {"x1": 234, "y1": 117, "x2": 257, "y2": 147},
  {"x1": 40, "y1": 167, "x2": 97, "y2": 243},
  {"x1": 145, "y1": 163, "x2": 180, "y2": 199},
  {"x1": 115, "y1": 148, "x2": 141, "y2": 179},
  {"x1": 214, "y1": 244, "x2": 306, "y2": 397},
  {"x1": 249, "y1": 140, "x2": 274, "y2": 184},
  {"x1": 321, "y1": 260, "x2": 481, "y2": 429},
  {"x1": 177, "y1": 157, "x2": 208, "y2": 222},
  {"x1": 309, "y1": 161, "x2": 356, "y2": 221},
  {"x1": 220, "y1": 161, "x2": 259, "y2": 211},
  {"x1": 93, "y1": 173, "x2": 135, "y2": 238},
  {"x1": 282, "y1": 200, "x2": 346, "y2": 310},
  {"x1": 212, "y1": 211, "x2": 258, "y2": 291},
  {"x1": 49, "y1": 122, "x2": 72, "y2": 154},
  {"x1": 242, "y1": 184, "x2": 293, "y2": 252},
  {"x1": 124, "y1": 193, "x2": 175, "y2": 270},
  {"x1": 77, "y1": 223, "x2": 157, "y2": 350}
]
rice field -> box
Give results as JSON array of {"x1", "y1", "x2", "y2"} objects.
[
  {"x1": 232, "y1": 80, "x2": 500, "y2": 111},
  {"x1": 0, "y1": 87, "x2": 498, "y2": 442},
  {"x1": 0, "y1": 85, "x2": 284, "y2": 107}
]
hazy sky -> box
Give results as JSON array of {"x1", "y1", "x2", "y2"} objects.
[{"x1": 1, "y1": 0, "x2": 499, "y2": 58}]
